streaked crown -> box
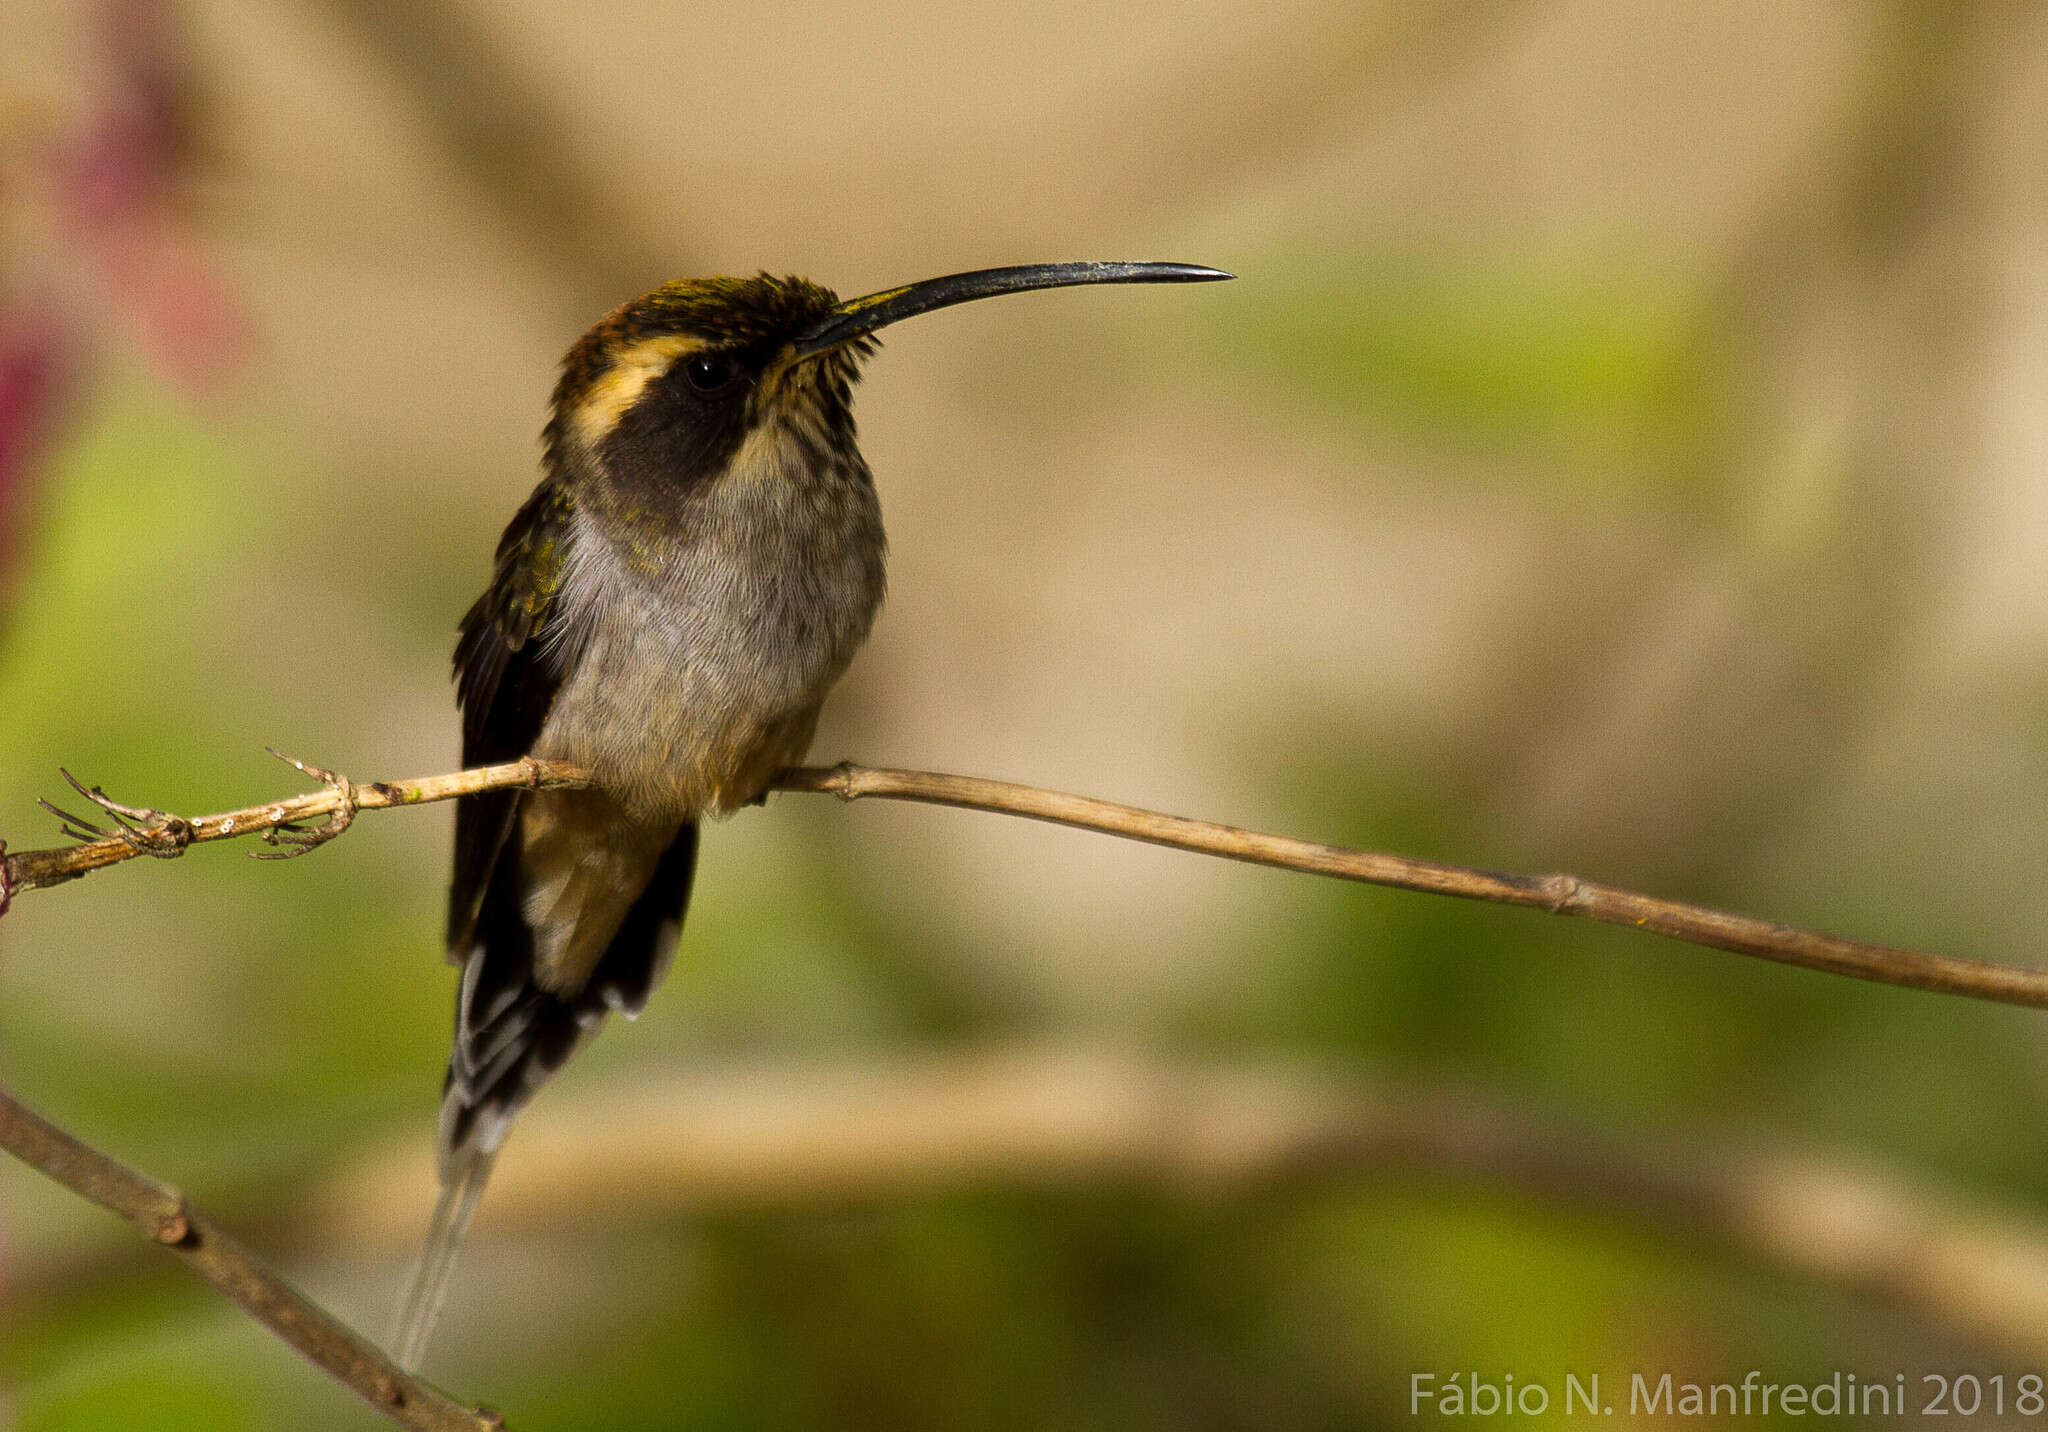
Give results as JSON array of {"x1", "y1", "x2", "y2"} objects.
[{"x1": 545, "y1": 274, "x2": 871, "y2": 494}]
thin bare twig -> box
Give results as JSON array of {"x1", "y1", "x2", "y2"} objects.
[
  {"x1": 251, "y1": 748, "x2": 360, "y2": 859},
  {"x1": 771, "y1": 764, "x2": 2048, "y2": 1011},
  {"x1": 5, "y1": 757, "x2": 2046, "y2": 1011},
  {"x1": 0, "y1": 1085, "x2": 503, "y2": 1431},
  {"x1": 1, "y1": 754, "x2": 583, "y2": 893}
]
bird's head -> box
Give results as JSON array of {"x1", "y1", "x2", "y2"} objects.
[{"x1": 545, "y1": 262, "x2": 1231, "y2": 496}]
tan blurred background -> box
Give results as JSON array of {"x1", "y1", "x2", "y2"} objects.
[{"x1": 6, "y1": 0, "x2": 2048, "y2": 1426}]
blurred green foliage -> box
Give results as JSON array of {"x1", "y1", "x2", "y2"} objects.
[{"x1": 1211, "y1": 245, "x2": 1725, "y2": 487}]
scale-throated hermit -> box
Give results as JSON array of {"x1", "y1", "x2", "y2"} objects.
[{"x1": 392, "y1": 260, "x2": 1231, "y2": 1370}]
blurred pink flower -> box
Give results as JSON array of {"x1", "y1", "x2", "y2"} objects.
[
  {"x1": 0, "y1": 0, "x2": 249, "y2": 602},
  {"x1": 0, "y1": 307, "x2": 78, "y2": 598},
  {"x1": 58, "y1": 0, "x2": 249, "y2": 392}
]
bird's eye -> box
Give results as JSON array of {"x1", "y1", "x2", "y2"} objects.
[{"x1": 683, "y1": 353, "x2": 739, "y2": 393}]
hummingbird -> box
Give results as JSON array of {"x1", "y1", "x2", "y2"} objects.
[{"x1": 391, "y1": 260, "x2": 1231, "y2": 1369}]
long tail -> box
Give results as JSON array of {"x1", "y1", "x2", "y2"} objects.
[
  {"x1": 393, "y1": 805, "x2": 700, "y2": 1370},
  {"x1": 390, "y1": 1146, "x2": 500, "y2": 1373}
]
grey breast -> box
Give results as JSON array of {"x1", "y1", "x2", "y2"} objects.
[{"x1": 537, "y1": 447, "x2": 886, "y2": 820}]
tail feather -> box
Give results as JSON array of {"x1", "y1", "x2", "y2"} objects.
[
  {"x1": 391, "y1": 814, "x2": 700, "y2": 1370},
  {"x1": 390, "y1": 1146, "x2": 498, "y2": 1374}
]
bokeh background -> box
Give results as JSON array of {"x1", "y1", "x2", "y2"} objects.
[{"x1": 5, "y1": 1, "x2": 2048, "y2": 1426}]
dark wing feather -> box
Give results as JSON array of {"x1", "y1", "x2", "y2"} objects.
[
  {"x1": 589, "y1": 822, "x2": 700, "y2": 1015},
  {"x1": 440, "y1": 822, "x2": 698, "y2": 1168},
  {"x1": 446, "y1": 479, "x2": 576, "y2": 954},
  {"x1": 439, "y1": 476, "x2": 701, "y2": 1171}
]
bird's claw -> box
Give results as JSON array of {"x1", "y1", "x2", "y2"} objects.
[
  {"x1": 38, "y1": 769, "x2": 193, "y2": 858},
  {"x1": 253, "y1": 748, "x2": 358, "y2": 860}
]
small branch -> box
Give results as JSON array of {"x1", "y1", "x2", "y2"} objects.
[
  {"x1": 0, "y1": 1084, "x2": 503, "y2": 1431},
  {"x1": 2, "y1": 755, "x2": 587, "y2": 893},
  {"x1": 773, "y1": 764, "x2": 2048, "y2": 1011},
  {"x1": 6, "y1": 757, "x2": 2047, "y2": 1012}
]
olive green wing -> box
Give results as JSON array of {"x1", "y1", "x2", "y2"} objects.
[{"x1": 446, "y1": 480, "x2": 575, "y2": 952}]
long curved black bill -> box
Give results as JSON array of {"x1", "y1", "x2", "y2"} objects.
[{"x1": 791, "y1": 261, "x2": 1232, "y2": 360}]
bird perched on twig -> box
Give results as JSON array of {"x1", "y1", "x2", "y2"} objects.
[{"x1": 390, "y1": 260, "x2": 1231, "y2": 1370}]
